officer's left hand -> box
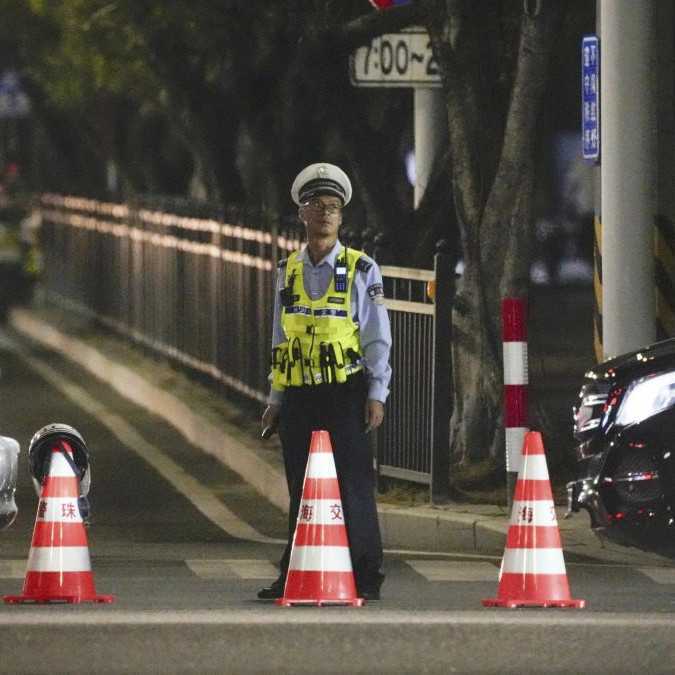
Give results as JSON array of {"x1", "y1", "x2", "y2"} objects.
[{"x1": 364, "y1": 399, "x2": 384, "y2": 434}]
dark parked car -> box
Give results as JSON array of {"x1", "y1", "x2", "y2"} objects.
[{"x1": 566, "y1": 338, "x2": 675, "y2": 555}]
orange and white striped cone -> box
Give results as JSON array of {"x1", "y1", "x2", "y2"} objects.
[
  {"x1": 277, "y1": 430, "x2": 364, "y2": 607},
  {"x1": 4, "y1": 440, "x2": 114, "y2": 604},
  {"x1": 482, "y1": 431, "x2": 585, "y2": 608}
]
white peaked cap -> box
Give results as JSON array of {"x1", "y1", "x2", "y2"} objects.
[{"x1": 291, "y1": 163, "x2": 353, "y2": 206}]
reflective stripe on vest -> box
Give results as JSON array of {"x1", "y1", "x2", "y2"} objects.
[{"x1": 271, "y1": 247, "x2": 363, "y2": 387}]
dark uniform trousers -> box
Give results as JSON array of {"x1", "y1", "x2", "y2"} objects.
[{"x1": 277, "y1": 371, "x2": 383, "y2": 589}]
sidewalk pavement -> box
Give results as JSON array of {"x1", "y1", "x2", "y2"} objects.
[{"x1": 9, "y1": 306, "x2": 675, "y2": 568}]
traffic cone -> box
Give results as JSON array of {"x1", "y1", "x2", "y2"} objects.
[
  {"x1": 4, "y1": 440, "x2": 114, "y2": 604},
  {"x1": 482, "y1": 431, "x2": 585, "y2": 608},
  {"x1": 277, "y1": 430, "x2": 364, "y2": 607}
]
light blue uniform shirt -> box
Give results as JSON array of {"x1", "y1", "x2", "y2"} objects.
[{"x1": 268, "y1": 239, "x2": 392, "y2": 405}]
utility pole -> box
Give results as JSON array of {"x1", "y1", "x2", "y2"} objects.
[{"x1": 599, "y1": 0, "x2": 657, "y2": 358}]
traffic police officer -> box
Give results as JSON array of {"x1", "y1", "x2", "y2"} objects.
[{"x1": 259, "y1": 163, "x2": 392, "y2": 601}]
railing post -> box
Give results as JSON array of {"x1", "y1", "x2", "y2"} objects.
[{"x1": 431, "y1": 239, "x2": 453, "y2": 503}]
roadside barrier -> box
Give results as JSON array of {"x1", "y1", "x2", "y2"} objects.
[
  {"x1": 4, "y1": 440, "x2": 114, "y2": 604},
  {"x1": 277, "y1": 430, "x2": 364, "y2": 607},
  {"x1": 482, "y1": 431, "x2": 585, "y2": 609},
  {"x1": 502, "y1": 297, "x2": 528, "y2": 506}
]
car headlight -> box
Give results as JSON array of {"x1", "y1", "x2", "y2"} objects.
[{"x1": 615, "y1": 371, "x2": 675, "y2": 426}]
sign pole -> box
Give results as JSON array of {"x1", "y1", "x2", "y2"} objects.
[
  {"x1": 349, "y1": 27, "x2": 446, "y2": 210},
  {"x1": 413, "y1": 88, "x2": 446, "y2": 209}
]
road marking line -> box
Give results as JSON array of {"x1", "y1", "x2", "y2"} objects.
[
  {"x1": 0, "y1": 610, "x2": 675, "y2": 627},
  {"x1": 16, "y1": 347, "x2": 284, "y2": 546},
  {"x1": 384, "y1": 548, "x2": 674, "y2": 569},
  {"x1": 406, "y1": 560, "x2": 497, "y2": 582},
  {"x1": 187, "y1": 559, "x2": 278, "y2": 580},
  {"x1": 384, "y1": 549, "x2": 502, "y2": 561},
  {"x1": 638, "y1": 567, "x2": 675, "y2": 584},
  {"x1": 0, "y1": 560, "x2": 26, "y2": 579}
]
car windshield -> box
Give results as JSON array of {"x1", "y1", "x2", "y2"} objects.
[{"x1": 615, "y1": 370, "x2": 675, "y2": 427}]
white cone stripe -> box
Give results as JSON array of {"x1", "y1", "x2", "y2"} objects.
[
  {"x1": 27, "y1": 546, "x2": 92, "y2": 572},
  {"x1": 37, "y1": 497, "x2": 83, "y2": 523},
  {"x1": 519, "y1": 455, "x2": 551, "y2": 481},
  {"x1": 288, "y1": 546, "x2": 353, "y2": 572},
  {"x1": 505, "y1": 427, "x2": 527, "y2": 473},
  {"x1": 501, "y1": 548, "x2": 567, "y2": 575},
  {"x1": 503, "y1": 342, "x2": 528, "y2": 385},
  {"x1": 305, "y1": 453, "x2": 338, "y2": 479},
  {"x1": 296, "y1": 499, "x2": 346, "y2": 526},
  {"x1": 510, "y1": 500, "x2": 558, "y2": 526},
  {"x1": 47, "y1": 452, "x2": 78, "y2": 478}
]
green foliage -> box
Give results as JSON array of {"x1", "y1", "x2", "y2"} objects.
[{"x1": 19, "y1": 1, "x2": 158, "y2": 107}]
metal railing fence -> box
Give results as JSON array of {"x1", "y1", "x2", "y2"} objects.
[
  {"x1": 377, "y1": 251, "x2": 453, "y2": 500},
  {"x1": 377, "y1": 266, "x2": 435, "y2": 482},
  {"x1": 38, "y1": 195, "x2": 453, "y2": 499},
  {"x1": 40, "y1": 194, "x2": 303, "y2": 403}
]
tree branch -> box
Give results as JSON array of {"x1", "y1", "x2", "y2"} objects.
[{"x1": 333, "y1": 3, "x2": 426, "y2": 53}]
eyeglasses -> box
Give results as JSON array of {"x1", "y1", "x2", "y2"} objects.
[{"x1": 301, "y1": 199, "x2": 342, "y2": 215}]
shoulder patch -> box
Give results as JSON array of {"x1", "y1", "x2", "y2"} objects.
[
  {"x1": 367, "y1": 282, "x2": 385, "y2": 305},
  {"x1": 277, "y1": 257, "x2": 288, "y2": 269},
  {"x1": 355, "y1": 258, "x2": 373, "y2": 274}
]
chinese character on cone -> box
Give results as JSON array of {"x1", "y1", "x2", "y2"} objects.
[
  {"x1": 4, "y1": 441, "x2": 114, "y2": 604},
  {"x1": 482, "y1": 431, "x2": 584, "y2": 608},
  {"x1": 277, "y1": 430, "x2": 364, "y2": 607}
]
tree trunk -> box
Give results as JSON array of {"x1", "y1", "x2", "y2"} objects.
[{"x1": 425, "y1": 0, "x2": 563, "y2": 464}]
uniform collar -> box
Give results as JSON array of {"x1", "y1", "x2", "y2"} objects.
[{"x1": 298, "y1": 239, "x2": 343, "y2": 269}]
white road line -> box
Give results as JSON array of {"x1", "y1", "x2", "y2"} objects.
[
  {"x1": 385, "y1": 549, "x2": 675, "y2": 570},
  {"x1": 638, "y1": 567, "x2": 675, "y2": 584},
  {"x1": 186, "y1": 559, "x2": 278, "y2": 580},
  {"x1": 17, "y1": 348, "x2": 284, "y2": 546},
  {"x1": 406, "y1": 560, "x2": 497, "y2": 582},
  {"x1": 0, "y1": 610, "x2": 674, "y2": 627},
  {"x1": 383, "y1": 549, "x2": 503, "y2": 561}
]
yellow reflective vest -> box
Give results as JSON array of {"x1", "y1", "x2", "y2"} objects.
[{"x1": 271, "y1": 247, "x2": 364, "y2": 389}]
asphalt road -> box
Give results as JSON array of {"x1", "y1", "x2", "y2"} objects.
[{"x1": 1, "y1": 331, "x2": 675, "y2": 674}]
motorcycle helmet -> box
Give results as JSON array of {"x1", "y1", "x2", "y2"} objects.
[{"x1": 28, "y1": 423, "x2": 89, "y2": 486}]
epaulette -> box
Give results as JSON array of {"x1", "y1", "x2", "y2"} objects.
[
  {"x1": 277, "y1": 257, "x2": 288, "y2": 269},
  {"x1": 355, "y1": 257, "x2": 373, "y2": 274}
]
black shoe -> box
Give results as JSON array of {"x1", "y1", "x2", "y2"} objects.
[
  {"x1": 359, "y1": 587, "x2": 381, "y2": 601},
  {"x1": 257, "y1": 578, "x2": 285, "y2": 600},
  {"x1": 357, "y1": 571, "x2": 385, "y2": 601}
]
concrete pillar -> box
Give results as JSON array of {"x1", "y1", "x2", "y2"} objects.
[
  {"x1": 600, "y1": 0, "x2": 657, "y2": 358},
  {"x1": 413, "y1": 87, "x2": 446, "y2": 209}
]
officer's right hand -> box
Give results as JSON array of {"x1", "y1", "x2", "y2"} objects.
[{"x1": 261, "y1": 404, "x2": 280, "y2": 439}]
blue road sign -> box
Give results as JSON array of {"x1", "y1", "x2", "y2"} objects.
[{"x1": 581, "y1": 35, "x2": 600, "y2": 162}]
